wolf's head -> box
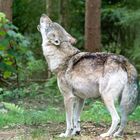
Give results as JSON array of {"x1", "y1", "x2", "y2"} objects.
[{"x1": 37, "y1": 14, "x2": 77, "y2": 45}]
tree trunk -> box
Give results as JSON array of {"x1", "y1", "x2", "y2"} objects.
[
  {"x1": 60, "y1": 0, "x2": 69, "y2": 30},
  {"x1": 46, "y1": 0, "x2": 70, "y2": 29},
  {"x1": 85, "y1": 0, "x2": 101, "y2": 52},
  {"x1": 0, "y1": 0, "x2": 13, "y2": 21},
  {"x1": 46, "y1": 0, "x2": 60, "y2": 21}
]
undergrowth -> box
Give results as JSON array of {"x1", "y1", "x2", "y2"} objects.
[
  {"x1": 0, "y1": 101, "x2": 139, "y2": 129},
  {"x1": 0, "y1": 103, "x2": 65, "y2": 128}
]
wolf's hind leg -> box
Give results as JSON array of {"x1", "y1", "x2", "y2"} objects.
[
  {"x1": 100, "y1": 94, "x2": 120, "y2": 137},
  {"x1": 113, "y1": 106, "x2": 127, "y2": 137},
  {"x1": 72, "y1": 97, "x2": 84, "y2": 135}
]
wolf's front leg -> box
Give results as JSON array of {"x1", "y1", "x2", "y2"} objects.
[
  {"x1": 72, "y1": 98, "x2": 84, "y2": 136},
  {"x1": 59, "y1": 96, "x2": 75, "y2": 137}
]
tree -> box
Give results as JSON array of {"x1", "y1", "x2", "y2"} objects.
[
  {"x1": 46, "y1": 0, "x2": 60, "y2": 21},
  {"x1": 0, "y1": 0, "x2": 13, "y2": 21},
  {"x1": 60, "y1": 0, "x2": 70, "y2": 30},
  {"x1": 85, "y1": 0, "x2": 101, "y2": 52}
]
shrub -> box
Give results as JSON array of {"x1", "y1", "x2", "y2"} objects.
[{"x1": 0, "y1": 12, "x2": 31, "y2": 86}]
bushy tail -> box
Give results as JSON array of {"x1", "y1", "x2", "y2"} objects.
[
  {"x1": 126, "y1": 61, "x2": 140, "y2": 106},
  {"x1": 119, "y1": 59, "x2": 139, "y2": 114},
  {"x1": 120, "y1": 80, "x2": 139, "y2": 115},
  {"x1": 117, "y1": 78, "x2": 139, "y2": 135}
]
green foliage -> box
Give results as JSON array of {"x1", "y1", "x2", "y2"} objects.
[
  {"x1": 23, "y1": 59, "x2": 47, "y2": 81},
  {"x1": 12, "y1": 0, "x2": 140, "y2": 70},
  {"x1": 0, "y1": 12, "x2": 31, "y2": 83},
  {"x1": 13, "y1": 0, "x2": 46, "y2": 33},
  {"x1": 44, "y1": 76, "x2": 59, "y2": 95},
  {"x1": 27, "y1": 59, "x2": 46, "y2": 73},
  {"x1": 101, "y1": 1, "x2": 140, "y2": 72},
  {"x1": 3, "y1": 102, "x2": 24, "y2": 114},
  {"x1": 0, "y1": 76, "x2": 60, "y2": 102},
  {"x1": 13, "y1": 0, "x2": 85, "y2": 50},
  {"x1": 27, "y1": 33, "x2": 42, "y2": 59},
  {"x1": 69, "y1": 0, "x2": 85, "y2": 50},
  {"x1": 125, "y1": 0, "x2": 140, "y2": 10},
  {"x1": 0, "y1": 83, "x2": 40, "y2": 101},
  {"x1": 101, "y1": 7, "x2": 124, "y2": 47}
]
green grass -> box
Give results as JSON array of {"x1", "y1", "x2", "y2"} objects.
[
  {"x1": 0, "y1": 101, "x2": 139, "y2": 129},
  {"x1": 81, "y1": 101, "x2": 111, "y2": 123},
  {"x1": 0, "y1": 102, "x2": 65, "y2": 128},
  {"x1": 82, "y1": 101, "x2": 140, "y2": 123},
  {"x1": 129, "y1": 105, "x2": 140, "y2": 121}
]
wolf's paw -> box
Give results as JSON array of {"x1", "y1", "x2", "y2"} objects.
[
  {"x1": 72, "y1": 129, "x2": 80, "y2": 136},
  {"x1": 113, "y1": 132, "x2": 123, "y2": 137},
  {"x1": 59, "y1": 133, "x2": 69, "y2": 137},
  {"x1": 100, "y1": 132, "x2": 110, "y2": 138}
]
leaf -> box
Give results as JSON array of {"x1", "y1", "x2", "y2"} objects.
[
  {"x1": 0, "y1": 12, "x2": 6, "y2": 19},
  {"x1": 0, "y1": 50, "x2": 4, "y2": 56},
  {"x1": 2, "y1": 102, "x2": 24, "y2": 114},
  {"x1": 3, "y1": 71, "x2": 12, "y2": 79},
  {"x1": 4, "y1": 59, "x2": 13, "y2": 65},
  {"x1": 0, "y1": 31, "x2": 6, "y2": 36},
  {"x1": 7, "y1": 30, "x2": 16, "y2": 37},
  {"x1": 8, "y1": 23, "x2": 18, "y2": 31},
  {"x1": 0, "y1": 62, "x2": 16, "y2": 72},
  {"x1": 0, "y1": 39, "x2": 9, "y2": 48}
]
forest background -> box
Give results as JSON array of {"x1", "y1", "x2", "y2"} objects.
[{"x1": 0, "y1": 0, "x2": 140, "y2": 139}]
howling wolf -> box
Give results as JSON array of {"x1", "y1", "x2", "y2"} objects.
[{"x1": 38, "y1": 14, "x2": 139, "y2": 138}]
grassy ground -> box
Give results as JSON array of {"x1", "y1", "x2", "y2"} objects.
[
  {"x1": 0, "y1": 99, "x2": 140, "y2": 129},
  {"x1": 0, "y1": 98, "x2": 140, "y2": 140}
]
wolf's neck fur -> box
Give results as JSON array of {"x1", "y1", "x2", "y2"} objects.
[{"x1": 42, "y1": 41, "x2": 80, "y2": 74}]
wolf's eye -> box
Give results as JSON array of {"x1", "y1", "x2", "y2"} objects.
[{"x1": 55, "y1": 40, "x2": 59, "y2": 44}]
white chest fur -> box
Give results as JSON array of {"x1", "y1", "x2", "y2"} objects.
[{"x1": 42, "y1": 44, "x2": 67, "y2": 72}]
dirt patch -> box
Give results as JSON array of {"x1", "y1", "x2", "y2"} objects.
[{"x1": 0, "y1": 121, "x2": 140, "y2": 140}]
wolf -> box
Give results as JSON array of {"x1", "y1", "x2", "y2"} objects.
[{"x1": 38, "y1": 14, "x2": 140, "y2": 138}]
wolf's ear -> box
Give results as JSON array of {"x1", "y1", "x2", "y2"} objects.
[
  {"x1": 67, "y1": 35, "x2": 77, "y2": 45},
  {"x1": 52, "y1": 23, "x2": 77, "y2": 45}
]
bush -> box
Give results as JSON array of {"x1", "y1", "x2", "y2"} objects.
[{"x1": 0, "y1": 12, "x2": 32, "y2": 86}]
